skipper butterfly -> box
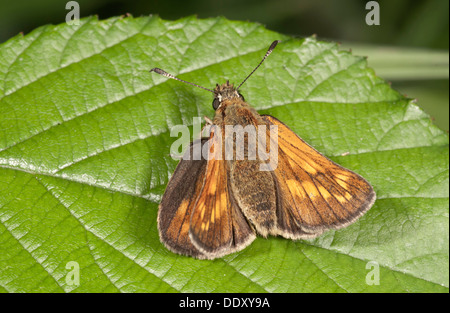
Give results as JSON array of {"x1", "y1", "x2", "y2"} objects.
[{"x1": 151, "y1": 41, "x2": 376, "y2": 259}]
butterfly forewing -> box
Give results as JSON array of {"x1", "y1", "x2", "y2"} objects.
[
  {"x1": 189, "y1": 127, "x2": 256, "y2": 258},
  {"x1": 262, "y1": 115, "x2": 376, "y2": 236}
]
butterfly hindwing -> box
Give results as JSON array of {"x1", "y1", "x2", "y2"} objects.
[{"x1": 158, "y1": 139, "x2": 208, "y2": 258}]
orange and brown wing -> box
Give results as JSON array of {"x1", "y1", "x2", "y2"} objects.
[
  {"x1": 158, "y1": 130, "x2": 255, "y2": 259},
  {"x1": 158, "y1": 139, "x2": 209, "y2": 258},
  {"x1": 262, "y1": 115, "x2": 376, "y2": 238},
  {"x1": 189, "y1": 126, "x2": 255, "y2": 258}
]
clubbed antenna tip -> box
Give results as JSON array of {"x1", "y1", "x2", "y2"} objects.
[{"x1": 237, "y1": 40, "x2": 280, "y2": 90}]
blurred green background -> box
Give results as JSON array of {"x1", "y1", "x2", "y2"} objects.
[{"x1": 0, "y1": 0, "x2": 448, "y2": 131}]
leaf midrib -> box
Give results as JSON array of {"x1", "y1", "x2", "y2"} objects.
[{"x1": 1, "y1": 139, "x2": 447, "y2": 206}]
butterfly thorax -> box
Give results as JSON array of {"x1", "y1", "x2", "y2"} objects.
[{"x1": 212, "y1": 82, "x2": 263, "y2": 129}]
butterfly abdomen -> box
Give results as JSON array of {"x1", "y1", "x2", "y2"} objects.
[{"x1": 229, "y1": 159, "x2": 277, "y2": 237}]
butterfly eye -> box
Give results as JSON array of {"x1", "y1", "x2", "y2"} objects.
[
  {"x1": 212, "y1": 98, "x2": 220, "y2": 110},
  {"x1": 239, "y1": 93, "x2": 245, "y2": 101}
]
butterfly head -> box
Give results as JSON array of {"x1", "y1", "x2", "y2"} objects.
[
  {"x1": 150, "y1": 41, "x2": 280, "y2": 111},
  {"x1": 212, "y1": 81, "x2": 245, "y2": 110}
]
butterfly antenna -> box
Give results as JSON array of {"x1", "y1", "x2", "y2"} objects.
[
  {"x1": 150, "y1": 68, "x2": 214, "y2": 93},
  {"x1": 237, "y1": 40, "x2": 280, "y2": 91}
]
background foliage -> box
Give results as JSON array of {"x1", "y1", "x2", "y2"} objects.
[
  {"x1": 0, "y1": 15, "x2": 448, "y2": 292},
  {"x1": 1, "y1": 0, "x2": 448, "y2": 131}
]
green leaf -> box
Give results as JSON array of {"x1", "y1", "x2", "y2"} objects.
[{"x1": 0, "y1": 16, "x2": 448, "y2": 293}]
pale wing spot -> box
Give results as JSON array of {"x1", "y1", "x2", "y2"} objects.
[
  {"x1": 286, "y1": 179, "x2": 306, "y2": 198},
  {"x1": 201, "y1": 220, "x2": 210, "y2": 231},
  {"x1": 335, "y1": 194, "x2": 346, "y2": 203},
  {"x1": 286, "y1": 179, "x2": 319, "y2": 225},
  {"x1": 213, "y1": 192, "x2": 226, "y2": 222},
  {"x1": 302, "y1": 180, "x2": 318, "y2": 199},
  {"x1": 335, "y1": 173, "x2": 349, "y2": 181},
  {"x1": 286, "y1": 179, "x2": 308, "y2": 207},
  {"x1": 208, "y1": 179, "x2": 217, "y2": 195},
  {"x1": 318, "y1": 185, "x2": 332, "y2": 200},
  {"x1": 286, "y1": 158, "x2": 298, "y2": 170},
  {"x1": 199, "y1": 204, "x2": 205, "y2": 220},
  {"x1": 337, "y1": 180, "x2": 348, "y2": 189},
  {"x1": 302, "y1": 161, "x2": 317, "y2": 175},
  {"x1": 335, "y1": 175, "x2": 349, "y2": 189},
  {"x1": 344, "y1": 192, "x2": 353, "y2": 200},
  {"x1": 335, "y1": 173, "x2": 350, "y2": 183}
]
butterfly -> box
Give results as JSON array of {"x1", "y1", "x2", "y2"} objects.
[{"x1": 151, "y1": 40, "x2": 376, "y2": 259}]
